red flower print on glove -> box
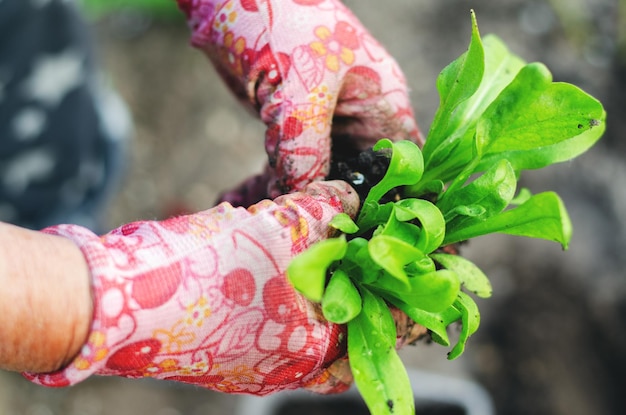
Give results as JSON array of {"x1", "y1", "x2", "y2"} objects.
[
  {"x1": 177, "y1": 0, "x2": 423, "y2": 202},
  {"x1": 25, "y1": 181, "x2": 359, "y2": 395}
]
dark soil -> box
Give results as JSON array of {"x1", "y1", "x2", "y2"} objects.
[{"x1": 327, "y1": 147, "x2": 395, "y2": 205}]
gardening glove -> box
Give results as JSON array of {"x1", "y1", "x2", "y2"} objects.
[
  {"x1": 176, "y1": 0, "x2": 422, "y2": 204},
  {"x1": 23, "y1": 181, "x2": 362, "y2": 394}
]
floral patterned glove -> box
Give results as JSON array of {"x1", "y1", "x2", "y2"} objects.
[
  {"x1": 24, "y1": 181, "x2": 361, "y2": 394},
  {"x1": 176, "y1": 0, "x2": 422, "y2": 202}
]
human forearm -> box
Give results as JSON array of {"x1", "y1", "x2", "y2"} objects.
[{"x1": 0, "y1": 222, "x2": 92, "y2": 373}]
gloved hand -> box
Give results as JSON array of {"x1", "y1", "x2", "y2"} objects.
[
  {"x1": 23, "y1": 181, "x2": 423, "y2": 394},
  {"x1": 176, "y1": 0, "x2": 422, "y2": 204}
]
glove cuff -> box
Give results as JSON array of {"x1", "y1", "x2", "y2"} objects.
[{"x1": 24, "y1": 224, "x2": 118, "y2": 387}]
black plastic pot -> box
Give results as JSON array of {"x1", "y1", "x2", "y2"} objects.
[{"x1": 235, "y1": 369, "x2": 494, "y2": 415}]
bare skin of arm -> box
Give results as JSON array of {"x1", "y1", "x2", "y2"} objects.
[{"x1": 0, "y1": 222, "x2": 92, "y2": 373}]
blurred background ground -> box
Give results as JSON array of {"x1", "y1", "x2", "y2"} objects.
[{"x1": 1, "y1": 0, "x2": 625, "y2": 414}]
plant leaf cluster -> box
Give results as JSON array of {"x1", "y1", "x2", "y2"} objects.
[{"x1": 287, "y1": 10, "x2": 605, "y2": 415}]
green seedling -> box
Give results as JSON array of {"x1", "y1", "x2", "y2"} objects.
[{"x1": 287, "y1": 10, "x2": 605, "y2": 415}]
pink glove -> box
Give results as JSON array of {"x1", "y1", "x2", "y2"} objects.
[
  {"x1": 176, "y1": 0, "x2": 422, "y2": 203},
  {"x1": 24, "y1": 181, "x2": 362, "y2": 395}
]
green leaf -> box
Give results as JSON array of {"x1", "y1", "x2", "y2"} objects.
[
  {"x1": 368, "y1": 235, "x2": 426, "y2": 286},
  {"x1": 405, "y1": 255, "x2": 437, "y2": 275},
  {"x1": 348, "y1": 288, "x2": 414, "y2": 415},
  {"x1": 357, "y1": 201, "x2": 394, "y2": 234},
  {"x1": 322, "y1": 269, "x2": 363, "y2": 324},
  {"x1": 448, "y1": 292, "x2": 480, "y2": 360},
  {"x1": 423, "y1": 10, "x2": 484, "y2": 160},
  {"x1": 445, "y1": 204, "x2": 486, "y2": 221},
  {"x1": 421, "y1": 33, "x2": 525, "y2": 186},
  {"x1": 510, "y1": 187, "x2": 533, "y2": 205},
  {"x1": 474, "y1": 62, "x2": 553, "y2": 156},
  {"x1": 439, "y1": 159, "x2": 517, "y2": 227},
  {"x1": 443, "y1": 192, "x2": 573, "y2": 249},
  {"x1": 330, "y1": 213, "x2": 359, "y2": 234},
  {"x1": 287, "y1": 236, "x2": 347, "y2": 302},
  {"x1": 346, "y1": 238, "x2": 384, "y2": 284},
  {"x1": 453, "y1": 34, "x2": 527, "y2": 133},
  {"x1": 379, "y1": 216, "x2": 421, "y2": 247},
  {"x1": 430, "y1": 253, "x2": 493, "y2": 298},
  {"x1": 362, "y1": 139, "x2": 424, "y2": 208},
  {"x1": 392, "y1": 300, "x2": 463, "y2": 347},
  {"x1": 395, "y1": 199, "x2": 446, "y2": 254},
  {"x1": 368, "y1": 269, "x2": 460, "y2": 313},
  {"x1": 476, "y1": 82, "x2": 606, "y2": 172},
  {"x1": 404, "y1": 179, "x2": 444, "y2": 199}
]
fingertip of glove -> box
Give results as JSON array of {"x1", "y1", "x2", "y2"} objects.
[{"x1": 304, "y1": 181, "x2": 360, "y2": 218}]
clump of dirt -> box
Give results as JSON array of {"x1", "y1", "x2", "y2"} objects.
[{"x1": 327, "y1": 147, "x2": 398, "y2": 206}]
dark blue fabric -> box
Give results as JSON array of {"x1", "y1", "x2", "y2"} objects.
[{"x1": 0, "y1": 0, "x2": 130, "y2": 232}]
